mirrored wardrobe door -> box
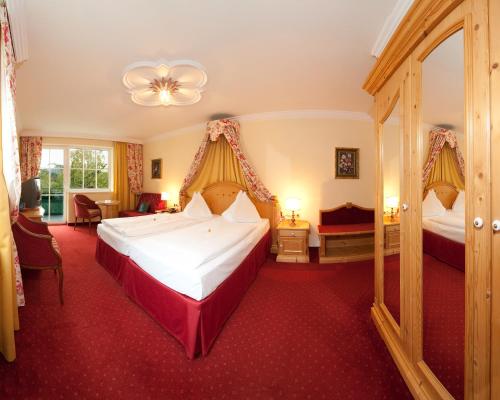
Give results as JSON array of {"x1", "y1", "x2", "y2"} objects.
[
  {"x1": 420, "y1": 28, "x2": 465, "y2": 400},
  {"x1": 382, "y1": 98, "x2": 402, "y2": 326}
]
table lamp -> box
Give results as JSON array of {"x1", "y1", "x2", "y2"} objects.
[
  {"x1": 161, "y1": 192, "x2": 170, "y2": 207},
  {"x1": 385, "y1": 196, "x2": 399, "y2": 221},
  {"x1": 285, "y1": 197, "x2": 301, "y2": 226}
]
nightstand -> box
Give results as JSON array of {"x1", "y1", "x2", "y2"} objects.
[
  {"x1": 277, "y1": 220, "x2": 310, "y2": 263},
  {"x1": 155, "y1": 208, "x2": 179, "y2": 214},
  {"x1": 384, "y1": 215, "x2": 400, "y2": 255}
]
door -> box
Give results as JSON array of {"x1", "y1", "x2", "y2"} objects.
[
  {"x1": 491, "y1": 0, "x2": 500, "y2": 395},
  {"x1": 372, "y1": 58, "x2": 411, "y2": 346},
  {"x1": 40, "y1": 147, "x2": 65, "y2": 223}
]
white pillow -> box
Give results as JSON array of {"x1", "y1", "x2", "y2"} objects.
[
  {"x1": 184, "y1": 192, "x2": 212, "y2": 219},
  {"x1": 452, "y1": 191, "x2": 465, "y2": 214},
  {"x1": 422, "y1": 190, "x2": 446, "y2": 217},
  {"x1": 222, "y1": 191, "x2": 260, "y2": 223},
  {"x1": 222, "y1": 191, "x2": 242, "y2": 220}
]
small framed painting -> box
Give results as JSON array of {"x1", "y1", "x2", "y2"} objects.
[
  {"x1": 151, "y1": 158, "x2": 162, "y2": 179},
  {"x1": 335, "y1": 148, "x2": 359, "y2": 179}
]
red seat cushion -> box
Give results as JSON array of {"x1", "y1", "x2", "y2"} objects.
[{"x1": 318, "y1": 223, "x2": 375, "y2": 235}]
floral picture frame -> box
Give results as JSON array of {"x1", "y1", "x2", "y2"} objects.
[
  {"x1": 151, "y1": 158, "x2": 162, "y2": 179},
  {"x1": 335, "y1": 148, "x2": 359, "y2": 179}
]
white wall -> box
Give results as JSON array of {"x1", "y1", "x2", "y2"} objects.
[{"x1": 143, "y1": 117, "x2": 376, "y2": 246}]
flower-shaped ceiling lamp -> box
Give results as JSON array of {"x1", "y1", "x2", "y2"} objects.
[{"x1": 122, "y1": 59, "x2": 207, "y2": 107}]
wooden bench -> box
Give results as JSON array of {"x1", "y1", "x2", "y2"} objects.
[{"x1": 318, "y1": 203, "x2": 375, "y2": 263}]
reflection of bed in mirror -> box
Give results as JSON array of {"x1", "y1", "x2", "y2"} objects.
[{"x1": 422, "y1": 181, "x2": 464, "y2": 271}]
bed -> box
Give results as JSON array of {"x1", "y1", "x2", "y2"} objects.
[
  {"x1": 95, "y1": 181, "x2": 278, "y2": 358},
  {"x1": 422, "y1": 181, "x2": 465, "y2": 271}
]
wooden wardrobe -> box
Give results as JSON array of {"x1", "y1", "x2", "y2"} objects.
[{"x1": 363, "y1": 0, "x2": 499, "y2": 399}]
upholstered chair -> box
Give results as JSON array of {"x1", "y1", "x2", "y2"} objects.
[
  {"x1": 73, "y1": 194, "x2": 102, "y2": 233},
  {"x1": 12, "y1": 214, "x2": 64, "y2": 304}
]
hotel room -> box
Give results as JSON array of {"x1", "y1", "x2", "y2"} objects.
[{"x1": 0, "y1": 1, "x2": 499, "y2": 399}]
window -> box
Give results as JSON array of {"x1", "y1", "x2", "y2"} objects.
[
  {"x1": 40, "y1": 148, "x2": 65, "y2": 222},
  {"x1": 69, "y1": 148, "x2": 111, "y2": 190}
]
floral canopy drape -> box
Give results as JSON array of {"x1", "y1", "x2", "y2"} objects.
[
  {"x1": 180, "y1": 119, "x2": 273, "y2": 201},
  {"x1": 20, "y1": 136, "x2": 43, "y2": 182},
  {"x1": 1, "y1": 3, "x2": 24, "y2": 307},
  {"x1": 423, "y1": 127, "x2": 465, "y2": 190},
  {"x1": 126, "y1": 143, "x2": 143, "y2": 194}
]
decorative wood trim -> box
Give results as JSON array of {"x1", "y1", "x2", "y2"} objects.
[
  {"x1": 363, "y1": 0, "x2": 464, "y2": 95},
  {"x1": 423, "y1": 181, "x2": 459, "y2": 209}
]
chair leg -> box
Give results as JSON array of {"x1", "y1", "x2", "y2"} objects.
[
  {"x1": 74, "y1": 217, "x2": 77, "y2": 230},
  {"x1": 57, "y1": 267, "x2": 64, "y2": 305},
  {"x1": 88, "y1": 218, "x2": 91, "y2": 233}
]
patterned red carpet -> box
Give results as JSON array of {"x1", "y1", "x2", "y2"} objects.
[{"x1": 0, "y1": 225, "x2": 412, "y2": 399}]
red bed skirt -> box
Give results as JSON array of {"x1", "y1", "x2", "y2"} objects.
[
  {"x1": 95, "y1": 230, "x2": 271, "y2": 359},
  {"x1": 423, "y1": 229, "x2": 465, "y2": 272}
]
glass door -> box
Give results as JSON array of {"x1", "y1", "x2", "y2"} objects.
[{"x1": 40, "y1": 148, "x2": 65, "y2": 223}]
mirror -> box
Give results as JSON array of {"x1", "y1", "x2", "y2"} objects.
[
  {"x1": 382, "y1": 98, "x2": 401, "y2": 325},
  {"x1": 421, "y1": 29, "x2": 465, "y2": 399}
]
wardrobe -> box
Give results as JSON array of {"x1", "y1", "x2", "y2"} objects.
[{"x1": 363, "y1": 0, "x2": 499, "y2": 399}]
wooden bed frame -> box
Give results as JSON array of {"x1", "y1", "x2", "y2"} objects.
[
  {"x1": 423, "y1": 181, "x2": 460, "y2": 209},
  {"x1": 180, "y1": 181, "x2": 280, "y2": 253}
]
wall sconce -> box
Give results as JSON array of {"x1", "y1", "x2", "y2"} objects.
[
  {"x1": 385, "y1": 196, "x2": 399, "y2": 221},
  {"x1": 284, "y1": 197, "x2": 301, "y2": 226}
]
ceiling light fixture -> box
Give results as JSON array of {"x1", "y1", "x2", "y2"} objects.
[{"x1": 122, "y1": 59, "x2": 207, "y2": 107}]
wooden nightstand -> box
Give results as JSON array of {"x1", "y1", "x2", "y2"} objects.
[
  {"x1": 277, "y1": 220, "x2": 310, "y2": 263},
  {"x1": 384, "y1": 215, "x2": 400, "y2": 255}
]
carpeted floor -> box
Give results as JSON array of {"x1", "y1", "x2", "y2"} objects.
[{"x1": 0, "y1": 225, "x2": 412, "y2": 399}]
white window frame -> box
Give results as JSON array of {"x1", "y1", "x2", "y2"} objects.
[
  {"x1": 40, "y1": 144, "x2": 114, "y2": 194},
  {"x1": 67, "y1": 145, "x2": 114, "y2": 193}
]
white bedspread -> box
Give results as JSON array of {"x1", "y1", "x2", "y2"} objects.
[
  {"x1": 101, "y1": 212, "x2": 210, "y2": 237},
  {"x1": 128, "y1": 217, "x2": 270, "y2": 300},
  {"x1": 423, "y1": 210, "x2": 465, "y2": 244}
]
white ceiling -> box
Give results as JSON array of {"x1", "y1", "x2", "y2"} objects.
[
  {"x1": 15, "y1": 0, "x2": 398, "y2": 141},
  {"x1": 422, "y1": 30, "x2": 464, "y2": 135}
]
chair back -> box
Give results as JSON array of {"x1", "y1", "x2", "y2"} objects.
[{"x1": 74, "y1": 194, "x2": 97, "y2": 217}]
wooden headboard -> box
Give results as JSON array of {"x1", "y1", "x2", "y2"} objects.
[
  {"x1": 424, "y1": 181, "x2": 460, "y2": 209},
  {"x1": 180, "y1": 181, "x2": 280, "y2": 253}
]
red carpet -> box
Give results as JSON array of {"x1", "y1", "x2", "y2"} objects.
[
  {"x1": 0, "y1": 225, "x2": 411, "y2": 399},
  {"x1": 384, "y1": 253, "x2": 464, "y2": 400}
]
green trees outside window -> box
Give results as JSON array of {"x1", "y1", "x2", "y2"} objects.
[{"x1": 70, "y1": 148, "x2": 110, "y2": 190}]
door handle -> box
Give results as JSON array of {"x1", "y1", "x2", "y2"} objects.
[
  {"x1": 401, "y1": 203, "x2": 409, "y2": 211},
  {"x1": 493, "y1": 220, "x2": 500, "y2": 232}
]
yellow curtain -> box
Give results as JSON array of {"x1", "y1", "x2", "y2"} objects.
[
  {"x1": 187, "y1": 136, "x2": 248, "y2": 197},
  {"x1": 426, "y1": 143, "x2": 465, "y2": 190},
  {"x1": 113, "y1": 142, "x2": 136, "y2": 212},
  {"x1": 0, "y1": 118, "x2": 19, "y2": 362}
]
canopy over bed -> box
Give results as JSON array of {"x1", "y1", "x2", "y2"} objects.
[
  {"x1": 423, "y1": 127, "x2": 465, "y2": 191},
  {"x1": 179, "y1": 119, "x2": 279, "y2": 251}
]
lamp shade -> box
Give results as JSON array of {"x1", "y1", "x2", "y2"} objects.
[
  {"x1": 161, "y1": 192, "x2": 170, "y2": 201},
  {"x1": 385, "y1": 196, "x2": 399, "y2": 209},
  {"x1": 285, "y1": 197, "x2": 301, "y2": 211}
]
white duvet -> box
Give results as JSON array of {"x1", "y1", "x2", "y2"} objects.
[
  {"x1": 101, "y1": 212, "x2": 210, "y2": 237},
  {"x1": 130, "y1": 216, "x2": 255, "y2": 270},
  {"x1": 423, "y1": 210, "x2": 465, "y2": 243}
]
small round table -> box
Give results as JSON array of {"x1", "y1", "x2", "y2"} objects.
[{"x1": 95, "y1": 200, "x2": 120, "y2": 219}]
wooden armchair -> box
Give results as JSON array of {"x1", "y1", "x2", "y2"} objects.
[
  {"x1": 12, "y1": 214, "x2": 64, "y2": 304},
  {"x1": 73, "y1": 194, "x2": 102, "y2": 232}
]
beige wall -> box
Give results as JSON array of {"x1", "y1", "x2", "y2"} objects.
[
  {"x1": 143, "y1": 117, "x2": 376, "y2": 246},
  {"x1": 40, "y1": 136, "x2": 115, "y2": 223}
]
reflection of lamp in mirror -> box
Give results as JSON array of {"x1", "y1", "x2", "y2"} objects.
[
  {"x1": 385, "y1": 196, "x2": 399, "y2": 221},
  {"x1": 285, "y1": 197, "x2": 301, "y2": 226}
]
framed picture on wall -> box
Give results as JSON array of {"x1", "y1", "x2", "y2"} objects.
[
  {"x1": 335, "y1": 148, "x2": 359, "y2": 179},
  {"x1": 151, "y1": 158, "x2": 162, "y2": 179}
]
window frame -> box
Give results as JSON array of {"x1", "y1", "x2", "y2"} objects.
[{"x1": 68, "y1": 146, "x2": 113, "y2": 192}]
